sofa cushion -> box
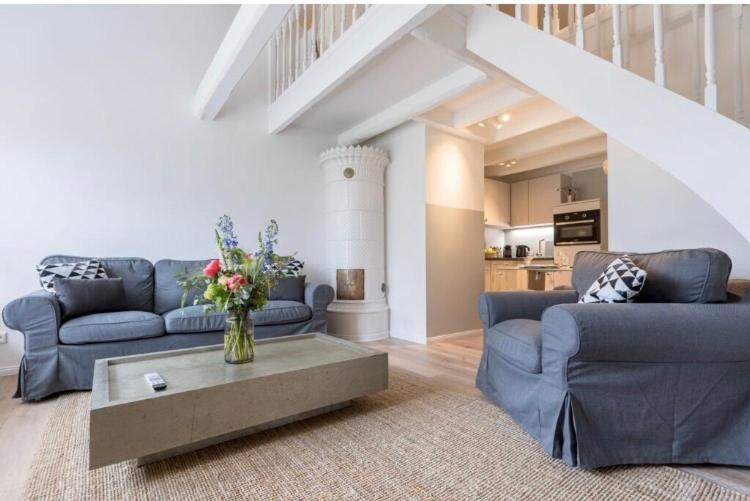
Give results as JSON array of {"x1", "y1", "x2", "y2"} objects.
[
  {"x1": 269, "y1": 275, "x2": 306, "y2": 302},
  {"x1": 41, "y1": 256, "x2": 154, "y2": 311},
  {"x1": 55, "y1": 277, "x2": 126, "y2": 320},
  {"x1": 486, "y1": 319, "x2": 543, "y2": 374},
  {"x1": 154, "y1": 259, "x2": 210, "y2": 314},
  {"x1": 163, "y1": 305, "x2": 226, "y2": 334},
  {"x1": 59, "y1": 311, "x2": 164, "y2": 345},
  {"x1": 251, "y1": 301, "x2": 312, "y2": 326},
  {"x1": 572, "y1": 248, "x2": 732, "y2": 303}
]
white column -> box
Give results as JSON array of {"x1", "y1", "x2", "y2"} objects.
[
  {"x1": 575, "y1": 4, "x2": 585, "y2": 49},
  {"x1": 692, "y1": 5, "x2": 703, "y2": 102},
  {"x1": 515, "y1": 4, "x2": 523, "y2": 22},
  {"x1": 543, "y1": 4, "x2": 552, "y2": 34},
  {"x1": 705, "y1": 4, "x2": 717, "y2": 111},
  {"x1": 653, "y1": 5, "x2": 666, "y2": 87},
  {"x1": 612, "y1": 4, "x2": 622, "y2": 67},
  {"x1": 321, "y1": 146, "x2": 390, "y2": 342},
  {"x1": 734, "y1": 4, "x2": 745, "y2": 122}
]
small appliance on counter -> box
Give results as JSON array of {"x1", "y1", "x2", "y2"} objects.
[
  {"x1": 516, "y1": 245, "x2": 530, "y2": 258},
  {"x1": 484, "y1": 247, "x2": 499, "y2": 258},
  {"x1": 503, "y1": 245, "x2": 513, "y2": 258}
]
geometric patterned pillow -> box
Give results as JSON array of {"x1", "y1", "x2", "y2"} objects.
[
  {"x1": 36, "y1": 259, "x2": 108, "y2": 293},
  {"x1": 578, "y1": 255, "x2": 647, "y2": 304},
  {"x1": 272, "y1": 258, "x2": 305, "y2": 277}
]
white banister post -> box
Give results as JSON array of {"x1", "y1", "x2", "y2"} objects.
[
  {"x1": 339, "y1": 4, "x2": 345, "y2": 38},
  {"x1": 302, "y1": 5, "x2": 308, "y2": 70},
  {"x1": 328, "y1": 5, "x2": 333, "y2": 47},
  {"x1": 705, "y1": 4, "x2": 717, "y2": 111},
  {"x1": 294, "y1": 5, "x2": 300, "y2": 80},
  {"x1": 692, "y1": 5, "x2": 702, "y2": 102},
  {"x1": 595, "y1": 5, "x2": 602, "y2": 56},
  {"x1": 734, "y1": 4, "x2": 744, "y2": 121},
  {"x1": 553, "y1": 4, "x2": 560, "y2": 34},
  {"x1": 612, "y1": 4, "x2": 622, "y2": 67},
  {"x1": 543, "y1": 4, "x2": 552, "y2": 34},
  {"x1": 281, "y1": 21, "x2": 288, "y2": 91},
  {"x1": 515, "y1": 4, "x2": 523, "y2": 22},
  {"x1": 275, "y1": 32, "x2": 281, "y2": 99},
  {"x1": 575, "y1": 4, "x2": 585, "y2": 49},
  {"x1": 567, "y1": 5, "x2": 575, "y2": 43},
  {"x1": 287, "y1": 15, "x2": 293, "y2": 86},
  {"x1": 653, "y1": 5, "x2": 666, "y2": 87}
]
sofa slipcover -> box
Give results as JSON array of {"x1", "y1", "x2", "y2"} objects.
[
  {"x1": 476, "y1": 249, "x2": 750, "y2": 469},
  {"x1": 486, "y1": 319, "x2": 543, "y2": 374},
  {"x1": 3, "y1": 256, "x2": 335, "y2": 401},
  {"x1": 162, "y1": 306, "x2": 226, "y2": 334},
  {"x1": 59, "y1": 311, "x2": 164, "y2": 345}
]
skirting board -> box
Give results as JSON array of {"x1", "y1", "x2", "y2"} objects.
[
  {"x1": 427, "y1": 329, "x2": 483, "y2": 343},
  {"x1": 0, "y1": 365, "x2": 18, "y2": 377}
]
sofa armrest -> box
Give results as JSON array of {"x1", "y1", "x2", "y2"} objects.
[
  {"x1": 304, "y1": 283, "x2": 334, "y2": 315},
  {"x1": 477, "y1": 290, "x2": 578, "y2": 330},
  {"x1": 2, "y1": 290, "x2": 61, "y2": 352},
  {"x1": 542, "y1": 302, "x2": 750, "y2": 364}
]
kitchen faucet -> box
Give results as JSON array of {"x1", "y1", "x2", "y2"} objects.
[{"x1": 537, "y1": 238, "x2": 545, "y2": 257}]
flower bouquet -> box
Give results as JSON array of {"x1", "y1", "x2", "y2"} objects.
[{"x1": 177, "y1": 216, "x2": 296, "y2": 364}]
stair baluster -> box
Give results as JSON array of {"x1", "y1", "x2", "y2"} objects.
[
  {"x1": 704, "y1": 4, "x2": 717, "y2": 111},
  {"x1": 653, "y1": 5, "x2": 666, "y2": 87},
  {"x1": 734, "y1": 5, "x2": 744, "y2": 122},
  {"x1": 612, "y1": 4, "x2": 623, "y2": 67},
  {"x1": 575, "y1": 4, "x2": 585, "y2": 49}
]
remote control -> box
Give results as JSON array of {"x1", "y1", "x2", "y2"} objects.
[{"x1": 144, "y1": 372, "x2": 167, "y2": 391}]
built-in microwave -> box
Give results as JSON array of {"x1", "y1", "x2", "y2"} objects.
[{"x1": 553, "y1": 209, "x2": 601, "y2": 246}]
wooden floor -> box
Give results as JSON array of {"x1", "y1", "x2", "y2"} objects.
[{"x1": 0, "y1": 332, "x2": 748, "y2": 499}]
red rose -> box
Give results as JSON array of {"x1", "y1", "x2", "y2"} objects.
[
  {"x1": 226, "y1": 274, "x2": 247, "y2": 292},
  {"x1": 203, "y1": 259, "x2": 221, "y2": 277}
]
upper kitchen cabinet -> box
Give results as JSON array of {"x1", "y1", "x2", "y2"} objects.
[
  {"x1": 511, "y1": 174, "x2": 571, "y2": 226},
  {"x1": 528, "y1": 174, "x2": 571, "y2": 225},
  {"x1": 484, "y1": 178, "x2": 510, "y2": 227},
  {"x1": 510, "y1": 180, "x2": 529, "y2": 226}
]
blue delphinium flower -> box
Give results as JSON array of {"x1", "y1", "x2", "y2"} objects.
[
  {"x1": 257, "y1": 219, "x2": 279, "y2": 270},
  {"x1": 216, "y1": 215, "x2": 239, "y2": 249}
]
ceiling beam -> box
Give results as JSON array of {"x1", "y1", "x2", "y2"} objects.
[
  {"x1": 268, "y1": 4, "x2": 444, "y2": 134},
  {"x1": 491, "y1": 99, "x2": 576, "y2": 142},
  {"x1": 485, "y1": 135, "x2": 607, "y2": 176},
  {"x1": 338, "y1": 66, "x2": 487, "y2": 145},
  {"x1": 452, "y1": 88, "x2": 536, "y2": 129},
  {"x1": 417, "y1": 109, "x2": 496, "y2": 145},
  {"x1": 410, "y1": 9, "x2": 537, "y2": 95},
  {"x1": 194, "y1": 5, "x2": 292, "y2": 120},
  {"x1": 485, "y1": 118, "x2": 602, "y2": 165}
]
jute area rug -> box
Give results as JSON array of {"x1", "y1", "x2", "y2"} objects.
[{"x1": 25, "y1": 370, "x2": 746, "y2": 500}]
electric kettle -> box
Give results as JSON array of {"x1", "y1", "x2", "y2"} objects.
[
  {"x1": 502, "y1": 245, "x2": 513, "y2": 258},
  {"x1": 516, "y1": 245, "x2": 531, "y2": 258}
]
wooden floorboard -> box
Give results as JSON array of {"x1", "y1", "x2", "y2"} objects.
[{"x1": 1, "y1": 332, "x2": 748, "y2": 498}]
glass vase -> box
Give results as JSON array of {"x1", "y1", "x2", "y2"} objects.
[{"x1": 224, "y1": 310, "x2": 254, "y2": 364}]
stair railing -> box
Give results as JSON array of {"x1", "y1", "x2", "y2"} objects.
[
  {"x1": 270, "y1": 4, "x2": 370, "y2": 103},
  {"x1": 493, "y1": 4, "x2": 746, "y2": 126}
]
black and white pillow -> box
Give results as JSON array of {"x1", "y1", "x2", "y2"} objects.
[
  {"x1": 273, "y1": 259, "x2": 305, "y2": 277},
  {"x1": 36, "y1": 259, "x2": 108, "y2": 293},
  {"x1": 579, "y1": 255, "x2": 647, "y2": 304}
]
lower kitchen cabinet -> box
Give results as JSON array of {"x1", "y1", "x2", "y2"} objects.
[
  {"x1": 544, "y1": 270, "x2": 573, "y2": 291},
  {"x1": 485, "y1": 263, "x2": 527, "y2": 292}
]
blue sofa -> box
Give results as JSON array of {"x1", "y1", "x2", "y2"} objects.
[
  {"x1": 3, "y1": 255, "x2": 334, "y2": 401},
  {"x1": 476, "y1": 248, "x2": 750, "y2": 468}
]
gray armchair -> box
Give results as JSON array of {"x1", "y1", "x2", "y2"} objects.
[{"x1": 476, "y1": 248, "x2": 750, "y2": 468}]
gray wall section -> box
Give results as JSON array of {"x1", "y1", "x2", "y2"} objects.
[
  {"x1": 608, "y1": 138, "x2": 750, "y2": 278},
  {"x1": 426, "y1": 204, "x2": 485, "y2": 337},
  {"x1": 571, "y1": 167, "x2": 607, "y2": 202}
]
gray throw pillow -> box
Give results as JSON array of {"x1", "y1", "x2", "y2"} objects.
[
  {"x1": 269, "y1": 275, "x2": 306, "y2": 302},
  {"x1": 54, "y1": 277, "x2": 125, "y2": 319}
]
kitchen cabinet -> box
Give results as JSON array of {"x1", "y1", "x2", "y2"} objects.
[
  {"x1": 510, "y1": 174, "x2": 571, "y2": 227},
  {"x1": 510, "y1": 181, "x2": 529, "y2": 226},
  {"x1": 484, "y1": 263, "x2": 492, "y2": 291},
  {"x1": 484, "y1": 179, "x2": 510, "y2": 227},
  {"x1": 485, "y1": 262, "x2": 527, "y2": 291}
]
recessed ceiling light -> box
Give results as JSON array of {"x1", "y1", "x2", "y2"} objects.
[
  {"x1": 477, "y1": 122, "x2": 485, "y2": 128},
  {"x1": 510, "y1": 159, "x2": 517, "y2": 165},
  {"x1": 500, "y1": 113, "x2": 511, "y2": 122},
  {"x1": 495, "y1": 123, "x2": 503, "y2": 130},
  {"x1": 498, "y1": 162, "x2": 505, "y2": 166}
]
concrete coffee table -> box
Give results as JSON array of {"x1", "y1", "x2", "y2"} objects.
[{"x1": 89, "y1": 333, "x2": 388, "y2": 469}]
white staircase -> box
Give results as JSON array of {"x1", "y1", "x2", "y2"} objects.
[{"x1": 468, "y1": 5, "x2": 750, "y2": 243}]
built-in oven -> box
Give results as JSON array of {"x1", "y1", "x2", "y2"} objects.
[{"x1": 553, "y1": 209, "x2": 601, "y2": 246}]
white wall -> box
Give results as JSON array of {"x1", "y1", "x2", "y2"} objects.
[
  {"x1": 425, "y1": 128, "x2": 485, "y2": 212},
  {"x1": 369, "y1": 122, "x2": 427, "y2": 344},
  {"x1": 608, "y1": 138, "x2": 750, "y2": 278},
  {"x1": 0, "y1": 6, "x2": 337, "y2": 370}
]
